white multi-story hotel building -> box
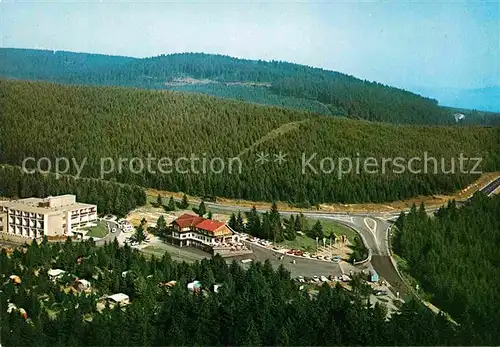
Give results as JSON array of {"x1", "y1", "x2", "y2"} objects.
[{"x1": 0, "y1": 195, "x2": 97, "y2": 239}]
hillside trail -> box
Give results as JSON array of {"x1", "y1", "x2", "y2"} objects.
[{"x1": 236, "y1": 119, "x2": 310, "y2": 158}]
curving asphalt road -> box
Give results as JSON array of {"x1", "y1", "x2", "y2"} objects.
[
  {"x1": 200, "y1": 176, "x2": 499, "y2": 299},
  {"x1": 128, "y1": 175, "x2": 498, "y2": 301},
  {"x1": 180, "y1": 200, "x2": 408, "y2": 296},
  {"x1": 96, "y1": 220, "x2": 121, "y2": 246}
]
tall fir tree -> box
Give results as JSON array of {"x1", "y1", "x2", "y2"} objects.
[{"x1": 167, "y1": 196, "x2": 176, "y2": 211}]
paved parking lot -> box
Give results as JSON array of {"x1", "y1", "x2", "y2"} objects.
[{"x1": 235, "y1": 243, "x2": 345, "y2": 278}]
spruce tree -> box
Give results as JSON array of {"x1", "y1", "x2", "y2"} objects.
[
  {"x1": 310, "y1": 221, "x2": 323, "y2": 239},
  {"x1": 236, "y1": 211, "x2": 245, "y2": 232},
  {"x1": 245, "y1": 206, "x2": 261, "y2": 237},
  {"x1": 180, "y1": 194, "x2": 189, "y2": 209},
  {"x1": 197, "y1": 201, "x2": 206, "y2": 217},
  {"x1": 156, "y1": 215, "x2": 167, "y2": 238},
  {"x1": 167, "y1": 197, "x2": 176, "y2": 211},
  {"x1": 228, "y1": 213, "x2": 237, "y2": 231},
  {"x1": 132, "y1": 224, "x2": 147, "y2": 244}
]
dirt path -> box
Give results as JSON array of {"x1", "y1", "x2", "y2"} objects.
[{"x1": 236, "y1": 119, "x2": 309, "y2": 158}]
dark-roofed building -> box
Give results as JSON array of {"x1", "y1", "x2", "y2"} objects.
[{"x1": 170, "y1": 213, "x2": 237, "y2": 250}]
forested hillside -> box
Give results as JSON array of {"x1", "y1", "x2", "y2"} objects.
[
  {"x1": 0, "y1": 48, "x2": 134, "y2": 82},
  {"x1": 1, "y1": 79, "x2": 499, "y2": 204},
  {"x1": 0, "y1": 238, "x2": 478, "y2": 346},
  {"x1": 0, "y1": 47, "x2": 474, "y2": 124},
  {"x1": 443, "y1": 106, "x2": 500, "y2": 127},
  {"x1": 393, "y1": 193, "x2": 500, "y2": 345}
]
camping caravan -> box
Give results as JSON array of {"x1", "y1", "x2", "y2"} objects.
[
  {"x1": 187, "y1": 280, "x2": 202, "y2": 293},
  {"x1": 75, "y1": 279, "x2": 91, "y2": 291},
  {"x1": 9, "y1": 275, "x2": 21, "y2": 285},
  {"x1": 48, "y1": 269, "x2": 66, "y2": 281},
  {"x1": 209, "y1": 284, "x2": 223, "y2": 293},
  {"x1": 106, "y1": 293, "x2": 130, "y2": 307}
]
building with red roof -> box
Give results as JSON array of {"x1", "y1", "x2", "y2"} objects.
[{"x1": 170, "y1": 213, "x2": 236, "y2": 249}]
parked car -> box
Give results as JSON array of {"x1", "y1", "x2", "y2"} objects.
[
  {"x1": 320, "y1": 276, "x2": 329, "y2": 282},
  {"x1": 341, "y1": 274, "x2": 351, "y2": 282},
  {"x1": 332, "y1": 256, "x2": 341, "y2": 263},
  {"x1": 312, "y1": 275, "x2": 320, "y2": 282},
  {"x1": 374, "y1": 290, "x2": 387, "y2": 296}
]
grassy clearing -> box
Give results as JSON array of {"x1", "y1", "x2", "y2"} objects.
[
  {"x1": 278, "y1": 219, "x2": 356, "y2": 252},
  {"x1": 141, "y1": 245, "x2": 167, "y2": 258},
  {"x1": 315, "y1": 219, "x2": 358, "y2": 243},
  {"x1": 141, "y1": 244, "x2": 209, "y2": 263},
  {"x1": 278, "y1": 235, "x2": 318, "y2": 252},
  {"x1": 85, "y1": 222, "x2": 108, "y2": 238}
]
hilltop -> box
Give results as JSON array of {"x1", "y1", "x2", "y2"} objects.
[{"x1": 0, "y1": 47, "x2": 485, "y2": 125}]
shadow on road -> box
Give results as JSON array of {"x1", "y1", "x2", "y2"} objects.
[{"x1": 371, "y1": 255, "x2": 412, "y2": 301}]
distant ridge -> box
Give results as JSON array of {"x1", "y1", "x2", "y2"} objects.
[{"x1": 0, "y1": 47, "x2": 457, "y2": 125}]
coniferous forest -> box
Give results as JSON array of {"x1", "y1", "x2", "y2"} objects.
[
  {"x1": 393, "y1": 193, "x2": 500, "y2": 344},
  {"x1": 1, "y1": 79, "x2": 499, "y2": 205},
  {"x1": 0, "y1": 238, "x2": 487, "y2": 346},
  {"x1": 2, "y1": 48, "x2": 499, "y2": 125}
]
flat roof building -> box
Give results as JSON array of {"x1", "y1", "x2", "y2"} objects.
[{"x1": 0, "y1": 195, "x2": 97, "y2": 239}]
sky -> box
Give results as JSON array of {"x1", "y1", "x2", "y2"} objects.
[{"x1": 1, "y1": 0, "x2": 499, "y2": 92}]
